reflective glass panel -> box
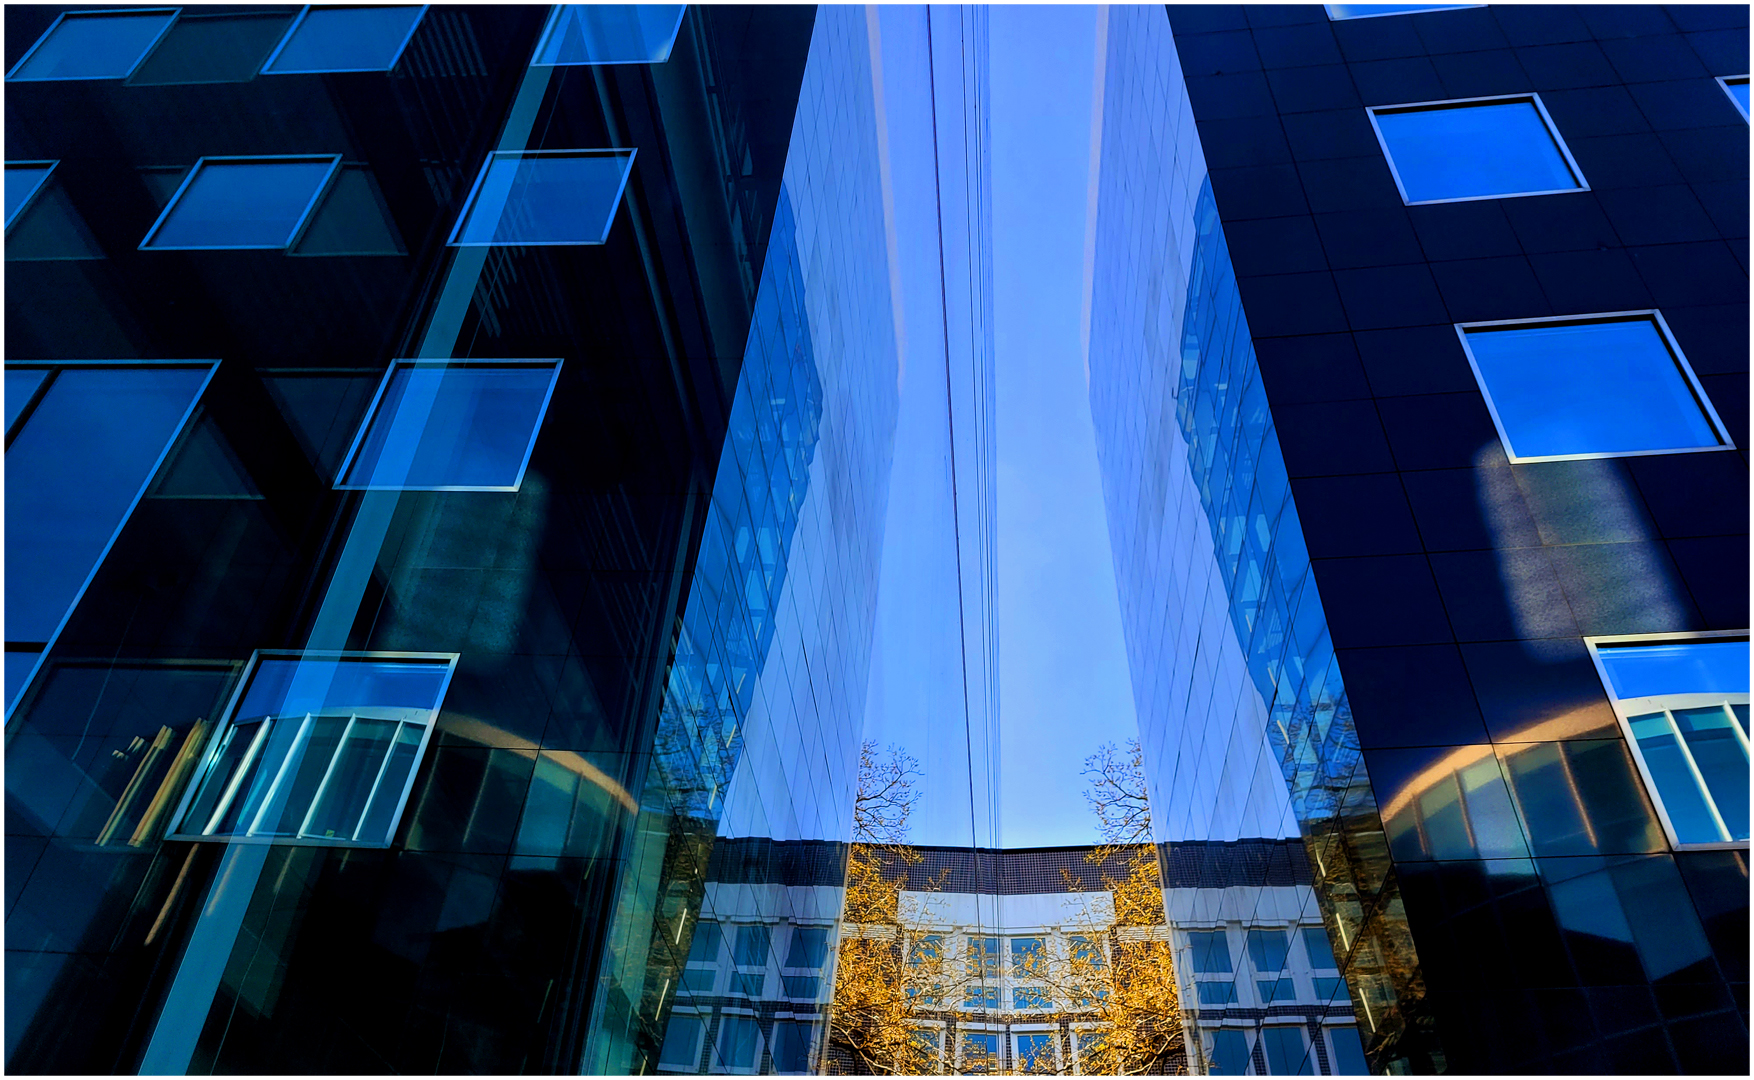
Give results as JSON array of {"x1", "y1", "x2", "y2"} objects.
[
  {"x1": 687, "y1": 922, "x2": 720, "y2": 963},
  {"x1": 8, "y1": 10, "x2": 176, "y2": 81},
  {"x1": 771, "y1": 1020, "x2": 812, "y2": 1073},
  {"x1": 5, "y1": 367, "x2": 48, "y2": 430},
  {"x1": 785, "y1": 926, "x2": 829, "y2": 968},
  {"x1": 1499, "y1": 739, "x2": 1665, "y2": 856},
  {"x1": 968, "y1": 935, "x2": 1000, "y2": 978},
  {"x1": 1725, "y1": 77, "x2": 1751, "y2": 119},
  {"x1": 1629, "y1": 712, "x2": 1727, "y2": 844},
  {"x1": 1247, "y1": 928, "x2": 1289, "y2": 972},
  {"x1": 1015, "y1": 1033, "x2": 1054, "y2": 1071},
  {"x1": 5, "y1": 366, "x2": 208, "y2": 642},
  {"x1": 716, "y1": 1015, "x2": 759, "y2": 1069},
  {"x1": 1209, "y1": 1029, "x2": 1250, "y2": 1075},
  {"x1": 1303, "y1": 926, "x2": 1337, "y2": 969},
  {"x1": 1314, "y1": 976, "x2": 1347, "y2": 1001},
  {"x1": 658, "y1": 1014, "x2": 702, "y2": 1068},
  {"x1": 340, "y1": 362, "x2": 558, "y2": 489},
  {"x1": 144, "y1": 159, "x2": 337, "y2": 249},
  {"x1": 1374, "y1": 99, "x2": 1580, "y2": 202},
  {"x1": 1329, "y1": 1027, "x2": 1370, "y2": 1074},
  {"x1": 1327, "y1": 4, "x2": 1480, "y2": 17},
  {"x1": 734, "y1": 923, "x2": 770, "y2": 967},
  {"x1": 1013, "y1": 987, "x2": 1052, "y2": 1009},
  {"x1": 534, "y1": 4, "x2": 686, "y2": 65},
  {"x1": 1674, "y1": 706, "x2": 1748, "y2": 839},
  {"x1": 451, "y1": 150, "x2": 634, "y2": 245},
  {"x1": 961, "y1": 1032, "x2": 999, "y2": 1073},
  {"x1": 263, "y1": 5, "x2": 425, "y2": 73},
  {"x1": 965, "y1": 985, "x2": 999, "y2": 1009},
  {"x1": 1598, "y1": 641, "x2": 1749, "y2": 700},
  {"x1": 1262, "y1": 1026, "x2": 1314, "y2": 1075},
  {"x1": 1190, "y1": 929, "x2": 1232, "y2": 972},
  {"x1": 1464, "y1": 318, "x2": 1722, "y2": 459},
  {"x1": 1259, "y1": 978, "x2": 1298, "y2": 1001},
  {"x1": 1011, "y1": 935, "x2": 1046, "y2": 976},
  {"x1": 5, "y1": 164, "x2": 54, "y2": 227},
  {"x1": 1197, "y1": 981, "x2": 1240, "y2": 1004}
]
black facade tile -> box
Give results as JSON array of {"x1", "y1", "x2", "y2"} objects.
[
  {"x1": 1312, "y1": 554, "x2": 1454, "y2": 648},
  {"x1": 1461, "y1": 639, "x2": 1622, "y2": 743},
  {"x1": 1297, "y1": 155, "x2": 1406, "y2": 212},
  {"x1": 1408, "y1": 200, "x2": 1523, "y2": 261},
  {"x1": 1693, "y1": 178, "x2": 1752, "y2": 238},
  {"x1": 1500, "y1": 192, "x2": 1626, "y2": 252},
  {"x1": 1662, "y1": 303, "x2": 1750, "y2": 376},
  {"x1": 1431, "y1": 48, "x2": 1533, "y2": 99},
  {"x1": 1265, "y1": 63, "x2": 1363, "y2": 113},
  {"x1": 1403, "y1": 465, "x2": 1544, "y2": 551},
  {"x1": 1666, "y1": 4, "x2": 1751, "y2": 32},
  {"x1": 1290, "y1": 472, "x2": 1423, "y2": 558},
  {"x1": 1580, "y1": 4, "x2": 1679, "y2": 39},
  {"x1": 1410, "y1": 7, "x2": 1509, "y2": 54},
  {"x1": 1332, "y1": 264, "x2": 1450, "y2": 330},
  {"x1": 1668, "y1": 1011, "x2": 1752, "y2": 1075},
  {"x1": 1493, "y1": 4, "x2": 1595, "y2": 47},
  {"x1": 1629, "y1": 77, "x2": 1736, "y2": 129},
  {"x1": 1517, "y1": 41, "x2": 1622, "y2": 90},
  {"x1": 1333, "y1": 14, "x2": 1427, "y2": 64},
  {"x1": 1566, "y1": 132, "x2": 1686, "y2": 188},
  {"x1": 1428, "y1": 255, "x2": 1549, "y2": 323},
  {"x1": 1376, "y1": 391, "x2": 1506, "y2": 471},
  {"x1": 1349, "y1": 56, "x2": 1447, "y2": 106},
  {"x1": 1546, "y1": 540, "x2": 1705, "y2": 636},
  {"x1": 1430, "y1": 547, "x2": 1578, "y2": 641},
  {"x1": 1684, "y1": 28, "x2": 1752, "y2": 73},
  {"x1": 1511, "y1": 458, "x2": 1659, "y2": 546},
  {"x1": 1235, "y1": 270, "x2": 1350, "y2": 336},
  {"x1": 1223, "y1": 214, "x2": 1328, "y2": 274},
  {"x1": 1282, "y1": 108, "x2": 1384, "y2": 161},
  {"x1": 1595, "y1": 184, "x2": 1721, "y2": 245},
  {"x1": 1341, "y1": 643, "x2": 1491, "y2": 748},
  {"x1": 1252, "y1": 332, "x2": 1374, "y2": 404},
  {"x1": 1628, "y1": 242, "x2": 1749, "y2": 306},
  {"x1": 1355, "y1": 324, "x2": 1479, "y2": 397},
  {"x1": 1539, "y1": 84, "x2": 1655, "y2": 136},
  {"x1": 1169, "y1": 5, "x2": 1252, "y2": 35},
  {"x1": 1699, "y1": 372, "x2": 1748, "y2": 445},
  {"x1": 1197, "y1": 116, "x2": 1294, "y2": 167},
  {"x1": 1627, "y1": 451, "x2": 1751, "y2": 538},
  {"x1": 1186, "y1": 70, "x2": 1279, "y2": 120},
  {"x1": 1252, "y1": 22, "x2": 1343, "y2": 69},
  {"x1": 1668, "y1": 534, "x2": 1751, "y2": 628},
  {"x1": 1211, "y1": 162, "x2": 1311, "y2": 219},
  {"x1": 1674, "y1": 849, "x2": 1752, "y2": 983},
  {"x1": 1174, "y1": 29, "x2": 1263, "y2": 74},
  {"x1": 1313, "y1": 207, "x2": 1424, "y2": 269},
  {"x1": 1244, "y1": 5, "x2": 1327, "y2": 29},
  {"x1": 1526, "y1": 248, "x2": 1655, "y2": 313},
  {"x1": 1274, "y1": 398, "x2": 1397, "y2": 477},
  {"x1": 1599, "y1": 32, "x2": 1713, "y2": 83}
]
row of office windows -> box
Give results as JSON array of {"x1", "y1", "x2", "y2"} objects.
[
  {"x1": 680, "y1": 921, "x2": 833, "y2": 1002},
  {"x1": 1185, "y1": 924, "x2": 1348, "y2": 1007},
  {"x1": 1203, "y1": 1023, "x2": 1370, "y2": 1076},
  {"x1": 901, "y1": 932, "x2": 1106, "y2": 1013},
  {"x1": 5, "y1": 4, "x2": 685, "y2": 82},
  {"x1": 658, "y1": 1012, "x2": 817, "y2": 1075}
]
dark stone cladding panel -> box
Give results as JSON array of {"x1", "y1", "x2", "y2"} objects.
[{"x1": 705, "y1": 836, "x2": 849, "y2": 887}]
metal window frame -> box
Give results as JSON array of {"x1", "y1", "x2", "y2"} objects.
[
  {"x1": 530, "y1": 4, "x2": 688, "y2": 67},
  {"x1": 1324, "y1": 3, "x2": 1485, "y2": 19},
  {"x1": 5, "y1": 160, "x2": 59, "y2": 231},
  {"x1": 1717, "y1": 74, "x2": 1750, "y2": 122},
  {"x1": 3, "y1": 360, "x2": 219, "y2": 728},
  {"x1": 1454, "y1": 309, "x2": 1735, "y2": 464},
  {"x1": 332, "y1": 358, "x2": 564, "y2": 492},
  {"x1": 1009, "y1": 1027, "x2": 1061, "y2": 1073},
  {"x1": 954, "y1": 1024, "x2": 1003, "y2": 1075},
  {"x1": 1366, "y1": 92, "x2": 1589, "y2": 206},
  {"x1": 259, "y1": 4, "x2": 429, "y2": 75},
  {"x1": 5, "y1": 7, "x2": 181, "y2": 82},
  {"x1": 139, "y1": 154, "x2": 343, "y2": 251},
  {"x1": 446, "y1": 147, "x2": 638, "y2": 247},
  {"x1": 161, "y1": 649, "x2": 460, "y2": 849},
  {"x1": 1584, "y1": 631, "x2": 1751, "y2": 852}
]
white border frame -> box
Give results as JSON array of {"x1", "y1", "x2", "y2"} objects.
[
  {"x1": 331, "y1": 358, "x2": 564, "y2": 492},
  {"x1": 139, "y1": 154, "x2": 343, "y2": 251},
  {"x1": 5, "y1": 7, "x2": 180, "y2": 82},
  {"x1": 1454, "y1": 309, "x2": 1735, "y2": 464},
  {"x1": 260, "y1": 4, "x2": 429, "y2": 75},
  {"x1": 1325, "y1": 4, "x2": 1485, "y2": 19},
  {"x1": 954, "y1": 1023, "x2": 1005, "y2": 1074},
  {"x1": 1584, "y1": 630, "x2": 1751, "y2": 852},
  {"x1": 1717, "y1": 75, "x2": 1750, "y2": 122},
  {"x1": 530, "y1": 4, "x2": 688, "y2": 67},
  {"x1": 446, "y1": 148, "x2": 637, "y2": 247},
  {"x1": 160, "y1": 649, "x2": 460, "y2": 849},
  {"x1": 5, "y1": 160, "x2": 59, "y2": 230},
  {"x1": 1366, "y1": 92, "x2": 1589, "y2": 206}
]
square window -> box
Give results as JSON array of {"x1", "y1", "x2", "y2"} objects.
[
  {"x1": 1188, "y1": 929, "x2": 1233, "y2": 973},
  {"x1": 1326, "y1": 4, "x2": 1483, "y2": 18},
  {"x1": 785, "y1": 926, "x2": 829, "y2": 968},
  {"x1": 1207, "y1": 1030, "x2": 1251, "y2": 1076},
  {"x1": 1587, "y1": 634, "x2": 1750, "y2": 848},
  {"x1": 532, "y1": 4, "x2": 686, "y2": 66},
  {"x1": 1262, "y1": 1026, "x2": 1315, "y2": 1075},
  {"x1": 262, "y1": 5, "x2": 427, "y2": 74},
  {"x1": 967, "y1": 935, "x2": 1000, "y2": 979},
  {"x1": 1327, "y1": 1026, "x2": 1371, "y2": 1075},
  {"x1": 715, "y1": 1015, "x2": 761, "y2": 1071},
  {"x1": 1247, "y1": 928, "x2": 1289, "y2": 973},
  {"x1": 687, "y1": 921, "x2": 722, "y2": 963},
  {"x1": 770, "y1": 1020, "x2": 815, "y2": 1074},
  {"x1": 5, "y1": 162, "x2": 55, "y2": 229},
  {"x1": 1196, "y1": 981, "x2": 1240, "y2": 1005},
  {"x1": 141, "y1": 156, "x2": 341, "y2": 250},
  {"x1": 1014, "y1": 1032, "x2": 1055, "y2": 1073},
  {"x1": 733, "y1": 923, "x2": 771, "y2": 967},
  {"x1": 959, "y1": 1032, "x2": 1000, "y2": 1074},
  {"x1": 1457, "y1": 312, "x2": 1731, "y2": 462},
  {"x1": 1368, "y1": 95, "x2": 1586, "y2": 204},
  {"x1": 166, "y1": 652, "x2": 456, "y2": 846},
  {"x1": 1719, "y1": 76, "x2": 1750, "y2": 121},
  {"x1": 449, "y1": 149, "x2": 635, "y2": 246},
  {"x1": 1301, "y1": 926, "x2": 1338, "y2": 969},
  {"x1": 336, "y1": 361, "x2": 561, "y2": 491},
  {"x1": 7, "y1": 9, "x2": 178, "y2": 81},
  {"x1": 1010, "y1": 936, "x2": 1046, "y2": 978},
  {"x1": 659, "y1": 1013, "x2": 705, "y2": 1070}
]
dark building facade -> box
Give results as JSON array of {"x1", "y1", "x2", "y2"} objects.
[{"x1": 1090, "y1": 4, "x2": 1748, "y2": 1076}]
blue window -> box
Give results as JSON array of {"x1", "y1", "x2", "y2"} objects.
[
  {"x1": 1720, "y1": 76, "x2": 1751, "y2": 121},
  {"x1": 1189, "y1": 929, "x2": 1232, "y2": 972},
  {"x1": 1247, "y1": 928, "x2": 1289, "y2": 973},
  {"x1": 686, "y1": 921, "x2": 721, "y2": 963},
  {"x1": 1459, "y1": 313, "x2": 1730, "y2": 462},
  {"x1": 261, "y1": 5, "x2": 427, "y2": 74},
  {"x1": 1258, "y1": 978, "x2": 1298, "y2": 1002},
  {"x1": 5, "y1": 364, "x2": 211, "y2": 650},
  {"x1": 1014, "y1": 1033, "x2": 1055, "y2": 1072},
  {"x1": 770, "y1": 1020, "x2": 814, "y2": 1074},
  {"x1": 1010, "y1": 936, "x2": 1046, "y2": 977},
  {"x1": 5, "y1": 162, "x2": 55, "y2": 228},
  {"x1": 337, "y1": 361, "x2": 561, "y2": 490},
  {"x1": 1012, "y1": 986, "x2": 1052, "y2": 1010},
  {"x1": 166, "y1": 652, "x2": 455, "y2": 846},
  {"x1": 1207, "y1": 1030, "x2": 1251, "y2": 1076},
  {"x1": 141, "y1": 156, "x2": 341, "y2": 250},
  {"x1": 786, "y1": 926, "x2": 830, "y2": 969},
  {"x1": 1327, "y1": 1026, "x2": 1371, "y2": 1075},
  {"x1": 1369, "y1": 95, "x2": 1585, "y2": 204},
  {"x1": 716, "y1": 1015, "x2": 760, "y2": 1071},
  {"x1": 960, "y1": 1032, "x2": 999, "y2": 1073},
  {"x1": 449, "y1": 149, "x2": 636, "y2": 246},
  {"x1": 733, "y1": 923, "x2": 771, "y2": 967},
  {"x1": 533, "y1": 5, "x2": 686, "y2": 66},
  {"x1": 7, "y1": 9, "x2": 177, "y2": 81},
  {"x1": 1314, "y1": 976, "x2": 1347, "y2": 1002},
  {"x1": 1301, "y1": 926, "x2": 1337, "y2": 969},
  {"x1": 967, "y1": 935, "x2": 1000, "y2": 979},
  {"x1": 1326, "y1": 3, "x2": 1482, "y2": 17},
  {"x1": 1590, "y1": 636, "x2": 1750, "y2": 847},
  {"x1": 1262, "y1": 1026, "x2": 1315, "y2": 1075},
  {"x1": 658, "y1": 1014, "x2": 703, "y2": 1069},
  {"x1": 1196, "y1": 981, "x2": 1239, "y2": 1005},
  {"x1": 964, "y1": 985, "x2": 999, "y2": 1010}
]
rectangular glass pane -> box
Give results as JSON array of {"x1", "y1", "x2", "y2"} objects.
[
  {"x1": 779, "y1": 975, "x2": 817, "y2": 999},
  {"x1": 961, "y1": 1033, "x2": 998, "y2": 1073},
  {"x1": 1375, "y1": 99, "x2": 1580, "y2": 202},
  {"x1": 9, "y1": 10, "x2": 176, "y2": 80},
  {"x1": 1263, "y1": 1026, "x2": 1314, "y2": 1075},
  {"x1": 1673, "y1": 706, "x2": 1750, "y2": 841},
  {"x1": 302, "y1": 716, "x2": 396, "y2": 839},
  {"x1": 341, "y1": 363, "x2": 557, "y2": 489},
  {"x1": 182, "y1": 718, "x2": 266, "y2": 832},
  {"x1": 1011, "y1": 935, "x2": 1045, "y2": 976},
  {"x1": 1197, "y1": 980, "x2": 1239, "y2": 1004},
  {"x1": 1190, "y1": 929, "x2": 1232, "y2": 972},
  {"x1": 355, "y1": 723, "x2": 423, "y2": 843},
  {"x1": 687, "y1": 921, "x2": 722, "y2": 963},
  {"x1": 1016, "y1": 1033, "x2": 1054, "y2": 1071},
  {"x1": 213, "y1": 715, "x2": 303, "y2": 834},
  {"x1": 1464, "y1": 318, "x2": 1721, "y2": 459},
  {"x1": 263, "y1": 5, "x2": 425, "y2": 73},
  {"x1": 1209, "y1": 1030, "x2": 1250, "y2": 1076},
  {"x1": 1247, "y1": 928, "x2": 1289, "y2": 972},
  {"x1": 1329, "y1": 1026, "x2": 1371, "y2": 1075},
  {"x1": 451, "y1": 150, "x2": 634, "y2": 245},
  {"x1": 1259, "y1": 978, "x2": 1297, "y2": 1002},
  {"x1": 1629, "y1": 711, "x2": 1726, "y2": 844},
  {"x1": 1302, "y1": 926, "x2": 1338, "y2": 969},
  {"x1": 731, "y1": 971, "x2": 764, "y2": 995},
  {"x1": 771, "y1": 1020, "x2": 812, "y2": 1073},
  {"x1": 968, "y1": 935, "x2": 1000, "y2": 977},
  {"x1": 535, "y1": 5, "x2": 685, "y2": 65},
  {"x1": 1726, "y1": 78, "x2": 1751, "y2": 119},
  {"x1": 249, "y1": 714, "x2": 349, "y2": 836},
  {"x1": 785, "y1": 926, "x2": 829, "y2": 968},
  {"x1": 1598, "y1": 640, "x2": 1749, "y2": 700},
  {"x1": 239, "y1": 655, "x2": 450, "y2": 716},
  {"x1": 734, "y1": 923, "x2": 770, "y2": 966},
  {"x1": 965, "y1": 985, "x2": 998, "y2": 1009},
  {"x1": 717, "y1": 1015, "x2": 759, "y2": 1069},
  {"x1": 5, "y1": 164, "x2": 53, "y2": 227},
  {"x1": 1314, "y1": 976, "x2": 1347, "y2": 1002},
  {"x1": 145, "y1": 159, "x2": 337, "y2": 248},
  {"x1": 658, "y1": 1015, "x2": 702, "y2": 1068}
]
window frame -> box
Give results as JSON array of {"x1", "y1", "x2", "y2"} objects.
[
  {"x1": 446, "y1": 148, "x2": 637, "y2": 247},
  {"x1": 529, "y1": 4, "x2": 688, "y2": 67},
  {"x1": 5, "y1": 160, "x2": 59, "y2": 231},
  {"x1": 332, "y1": 358, "x2": 563, "y2": 492},
  {"x1": 1324, "y1": 4, "x2": 1485, "y2": 19},
  {"x1": 1584, "y1": 631, "x2": 1751, "y2": 852},
  {"x1": 160, "y1": 649, "x2": 459, "y2": 849},
  {"x1": 656, "y1": 1007, "x2": 708, "y2": 1072},
  {"x1": 709, "y1": 1009, "x2": 764, "y2": 1075},
  {"x1": 138, "y1": 154, "x2": 343, "y2": 251},
  {"x1": 1454, "y1": 310, "x2": 1734, "y2": 464},
  {"x1": 1366, "y1": 92, "x2": 1589, "y2": 206},
  {"x1": 1011, "y1": 1026, "x2": 1061, "y2": 1074},
  {"x1": 1717, "y1": 75, "x2": 1750, "y2": 121},
  {"x1": 259, "y1": 4, "x2": 429, "y2": 75},
  {"x1": 6, "y1": 7, "x2": 181, "y2": 82},
  {"x1": 955, "y1": 1025, "x2": 1004, "y2": 1074}
]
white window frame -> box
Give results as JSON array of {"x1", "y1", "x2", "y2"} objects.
[
  {"x1": 1323, "y1": 1024, "x2": 1371, "y2": 1076},
  {"x1": 779, "y1": 922, "x2": 832, "y2": 1002},
  {"x1": 6, "y1": 7, "x2": 180, "y2": 81},
  {"x1": 1366, "y1": 93, "x2": 1589, "y2": 206},
  {"x1": 679, "y1": 919, "x2": 722, "y2": 997},
  {"x1": 1325, "y1": 4, "x2": 1485, "y2": 19},
  {"x1": 656, "y1": 1007, "x2": 708, "y2": 1073},
  {"x1": 139, "y1": 154, "x2": 343, "y2": 251},
  {"x1": 1259, "y1": 1023, "x2": 1316, "y2": 1076},
  {"x1": 726, "y1": 920, "x2": 773, "y2": 1000},
  {"x1": 709, "y1": 1009, "x2": 764, "y2": 1075},
  {"x1": 1454, "y1": 310, "x2": 1734, "y2": 464},
  {"x1": 1011, "y1": 1025, "x2": 1062, "y2": 1074},
  {"x1": 446, "y1": 147, "x2": 637, "y2": 247},
  {"x1": 1718, "y1": 75, "x2": 1751, "y2": 121},
  {"x1": 905, "y1": 1019, "x2": 947, "y2": 1074},
  {"x1": 260, "y1": 4, "x2": 429, "y2": 75},
  {"x1": 1200, "y1": 1024, "x2": 1259, "y2": 1076},
  {"x1": 1585, "y1": 631, "x2": 1751, "y2": 852},
  {"x1": 955, "y1": 1024, "x2": 1004, "y2": 1074}
]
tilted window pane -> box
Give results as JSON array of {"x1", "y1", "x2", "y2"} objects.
[
  {"x1": 1462, "y1": 318, "x2": 1724, "y2": 460},
  {"x1": 263, "y1": 5, "x2": 426, "y2": 73},
  {"x1": 734, "y1": 922, "x2": 771, "y2": 967},
  {"x1": 5, "y1": 367, "x2": 49, "y2": 430},
  {"x1": 1302, "y1": 926, "x2": 1338, "y2": 969},
  {"x1": 1208, "y1": 1030, "x2": 1251, "y2": 1076},
  {"x1": 1329, "y1": 1026, "x2": 1371, "y2": 1075},
  {"x1": 8, "y1": 10, "x2": 177, "y2": 81},
  {"x1": 1262, "y1": 1026, "x2": 1315, "y2": 1075},
  {"x1": 5, "y1": 164, "x2": 54, "y2": 227},
  {"x1": 1629, "y1": 712, "x2": 1728, "y2": 844},
  {"x1": 1724, "y1": 77, "x2": 1751, "y2": 120},
  {"x1": 785, "y1": 926, "x2": 829, "y2": 968},
  {"x1": 770, "y1": 1020, "x2": 813, "y2": 1073},
  {"x1": 5, "y1": 366, "x2": 209, "y2": 643},
  {"x1": 451, "y1": 150, "x2": 635, "y2": 246},
  {"x1": 1189, "y1": 929, "x2": 1232, "y2": 972},
  {"x1": 534, "y1": 5, "x2": 686, "y2": 65},
  {"x1": 1247, "y1": 928, "x2": 1289, "y2": 973},
  {"x1": 1373, "y1": 99, "x2": 1580, "y2": 203},
  {"x1": 1599, "y1": 641, "x2": 1749, "y2": 699},
  {"x1": 128, "y1": 13, "x2": 294, "y2": 85},
  {"x1": 717, "y1": 1015, "x2": 760, "y2": 1069},
  {"x1": 1326, "y1": 3, "x2": 1480, "y2": 18},
  {"x1": 144, "y1": 159, "x2": 339, "y2": 249},
  {"x1": 339, "y1": 362, "x2": 559, "y2": 490},
  {"x1": 1673, "y1": 706, "x2": 1749, "y2": 839}
]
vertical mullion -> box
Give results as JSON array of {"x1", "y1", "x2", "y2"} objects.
[
  {"x1": 202, "y1": 720, "x2": 270, "y2": 835},
  {"x1": 350, "y1": 720, "x2": 405, "y2": 842},
  {"x1": 246, "y1": 711, "x2": 314, "y2": 836},
  {"x1": 1666, "y1": 707, "x2": 1733, "y2": 842},
  {"x1": 1723, "y1": 699, "x2": 1751, "y2": 754},
  {"x1": 296, "y1": 713, "x2": 357, "y2": 838}
]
